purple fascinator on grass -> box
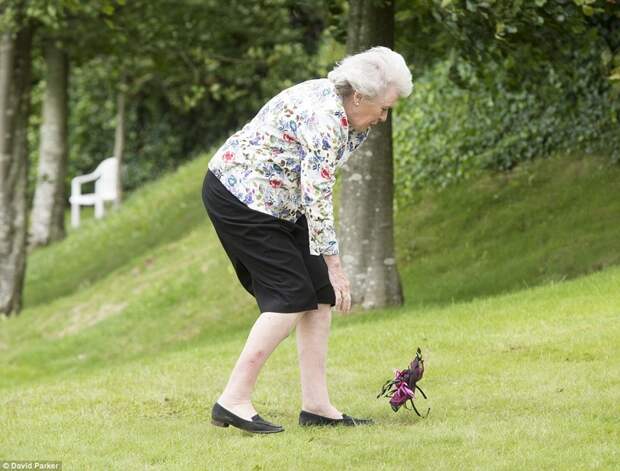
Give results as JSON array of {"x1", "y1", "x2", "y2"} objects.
[{"x1": 377, "y1": 348, "x2": 430, "y2": 417}]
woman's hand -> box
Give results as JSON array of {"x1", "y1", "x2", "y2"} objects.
[{"x1": 323, "y1": 254, "x2": 351, "y2": 313}]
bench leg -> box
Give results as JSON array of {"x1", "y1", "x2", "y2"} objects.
[
  {"x1": 71, "y1": 203, "x2": 80, "y2": 227},
  {"x1": 95, "y1": 199, "x2": 104, "y2": 219}
]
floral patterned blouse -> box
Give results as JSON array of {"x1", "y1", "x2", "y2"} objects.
[{"x1": 208, "y1": 78, "x2": 369, "y2": 256}]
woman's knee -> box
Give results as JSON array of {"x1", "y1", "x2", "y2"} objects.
[
  {"x1": 309, "y1": 303, "x2": 332, "y2": 318},
  {"x1": 300, "y1": 304, "x2": 332, "y2": 329}
]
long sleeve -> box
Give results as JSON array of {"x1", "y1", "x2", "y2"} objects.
[{"x1": 298, "y1": 113, "x2": 347, "y2": 256}]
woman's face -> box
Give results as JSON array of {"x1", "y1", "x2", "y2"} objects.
[{"x1": 345, "y1": 86, "x2": 400, "y2": 132}]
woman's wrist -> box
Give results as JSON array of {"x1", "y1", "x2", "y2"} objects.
[{"x1": 323, "y1": 254, "x2": 342, "y2": 269}]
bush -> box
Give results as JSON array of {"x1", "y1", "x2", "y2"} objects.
[{"x1": 393, "y1": 52, "x2": 620, "y2": 202}]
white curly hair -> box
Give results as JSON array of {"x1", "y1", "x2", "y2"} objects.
[{"x1": 327, "y1": 46, "x2": 413, "y2": 99}]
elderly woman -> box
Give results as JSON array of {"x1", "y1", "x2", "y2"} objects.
[{"x1": 202, "y1": 46, "x2": 412, "y2": 434}]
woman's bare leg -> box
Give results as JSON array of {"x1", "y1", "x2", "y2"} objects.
[
  {"x1": 217, "y1": 311, "x2": 303, "y2": 420},
  {"x1": 296, "y1": 303, "x2": 342, "y2": 419}
]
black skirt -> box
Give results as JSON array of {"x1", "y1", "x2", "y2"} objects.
[{"x1": 201, "y1": 169, "x2": 336, "y2": 314}]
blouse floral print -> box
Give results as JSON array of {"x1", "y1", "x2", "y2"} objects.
[{"x1": 208, "y1": 78, "x2": 369, "y2": 256}]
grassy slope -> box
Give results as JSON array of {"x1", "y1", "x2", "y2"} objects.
[
  {"x1": 23, "y1": 154, "x2": 215, "y2": 308},
  {"x1": 5, "y1": 153, "x2": 260, "y2": 387},
  {"x1": 1, "y1": 151, "x2": 619, "y2": 469},
  {"x1": 395, "y1": 152, "x2": 620, "y2": 305}
]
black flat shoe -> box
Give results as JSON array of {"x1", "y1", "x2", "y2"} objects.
[
  {"x1": 299, "y1": 410, "x2": 374, "y2": 427},
  {"x1": 211, "y1": 402, "x2": 284, "y2": 434}
]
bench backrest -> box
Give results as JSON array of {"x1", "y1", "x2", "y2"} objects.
[{"x1": 95, "y1": 157, "x2": 119, "y2": 200}]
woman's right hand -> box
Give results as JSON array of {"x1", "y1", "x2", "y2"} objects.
[{"x1": 323, "y1": 254, "x2": 351, "y2": 313}]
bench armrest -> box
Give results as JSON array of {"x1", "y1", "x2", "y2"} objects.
[
  {"x1": 71, "y1": 169, "x2": 101, "y2": 185},
  {"x1": 71, "y1": 169, "x2": 102, "y2": 196}
]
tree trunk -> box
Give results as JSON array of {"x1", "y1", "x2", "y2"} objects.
[
  {"x1": 338, "y1": 0, "x2": 404, "y2": 309},
  {"x1": 29, "y1": 41, "x2": 69, "y2": 248},
  {"x1": 0, "y1": 26, "x2": 33, "y2": 316},
  {"x1": 113, "y1": 85, "x2": 125, "y2": 206}
]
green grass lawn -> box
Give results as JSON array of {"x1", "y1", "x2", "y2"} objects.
[
  {"x1": 1, "y1": 151, "x2": 619, "y2": 469},
  {"x1": 2, "y1": 267, "x2": 618, "y2": 470}
]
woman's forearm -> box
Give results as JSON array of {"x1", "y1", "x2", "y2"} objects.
[{"x1": 323, "y1": 254, "x2": 342, "y2": 269}]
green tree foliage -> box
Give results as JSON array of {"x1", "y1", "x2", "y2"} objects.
[
  {"x1": 397, "y1": 0, "x2": 620, "y2": 80},
  {"x1": 392, "y1": 0, "x2": 620, "y2": 197},
  {"x1": 70, "y1": 0, "x2": 330, "y2": 195},
  {"x1": 63, "y1": 0, "x2": 330, "y2": 193},
  {"x1": 18, "y1": 1, "x2": 334, "y2": 197}
]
